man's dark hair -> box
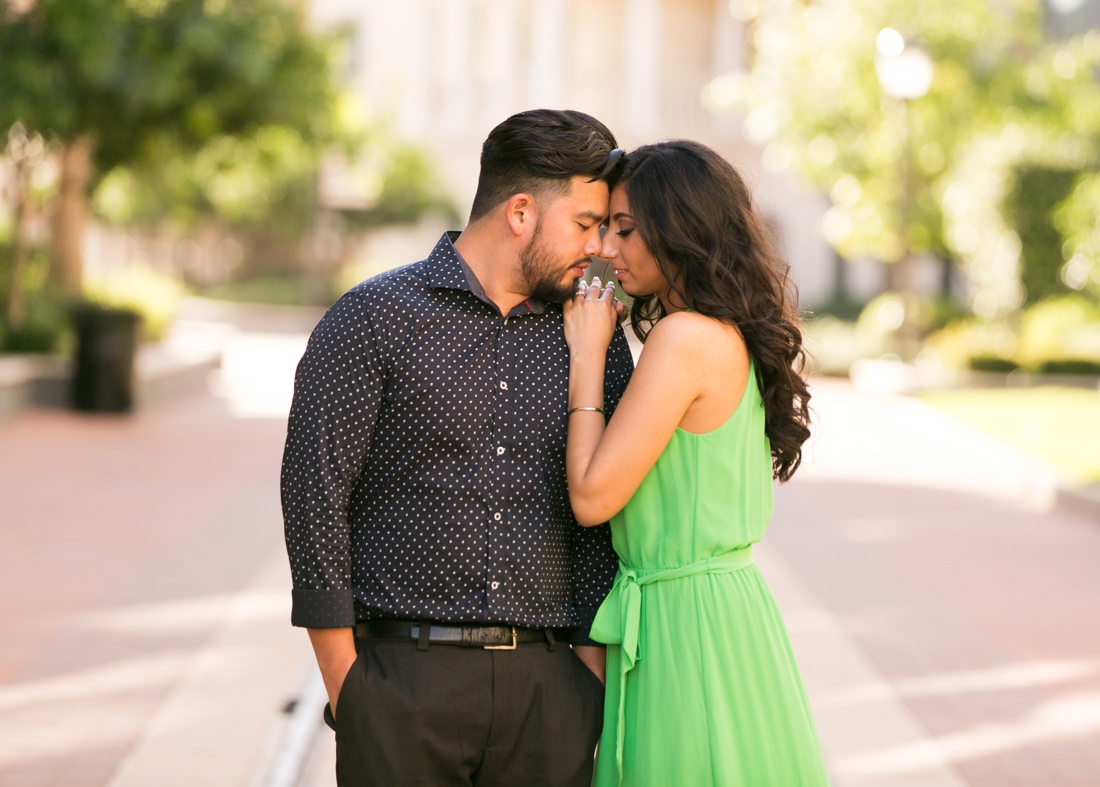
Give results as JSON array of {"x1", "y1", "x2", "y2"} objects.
[{"x1": 468, "y1": 109, "x2": 619, "y2": 222}]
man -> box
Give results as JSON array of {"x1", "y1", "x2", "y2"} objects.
[{"x1": 281, "y1": 109, "x2": 633, "y2": 786}]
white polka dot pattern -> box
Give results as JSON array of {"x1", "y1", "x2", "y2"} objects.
[{"x1": 281, "y1": 233, "x2": 634, "y2": 644}]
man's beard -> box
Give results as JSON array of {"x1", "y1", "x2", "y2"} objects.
[{"x1": 519, "y1": 219, "x2": 584, "y2": 303}]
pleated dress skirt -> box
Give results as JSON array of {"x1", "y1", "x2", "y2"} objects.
[
  {"x1": 590, "y1": 360, "x2": 829, "y2": 785},
  {"x1": 590, "y1": 557, "x2": 830, "y2": 786}
]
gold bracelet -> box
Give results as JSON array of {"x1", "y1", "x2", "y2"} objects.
[{"x1": 568, "y1": 406, "x2": 605, "y2": 415}]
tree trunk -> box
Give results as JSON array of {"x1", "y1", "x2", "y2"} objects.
[{"x1": 51, "y1": 135, "x2": 94, "y2": 293}]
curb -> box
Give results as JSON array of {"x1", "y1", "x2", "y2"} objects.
[
  {"x1": 253, "y1": 662, "x2": 327, "y2": 787},
  {"x1": 842, "y1": 367, "x2": 1100, "y2": 523},
  {"x1": 0, "y1": 354, "x2": 69, "y2": 420},
  {"x1": 1, "y1": 296, "x2": 326, "y2": 423},
  {"x1": 0, "y1": 342, "x2": 220, "y2": 422}
]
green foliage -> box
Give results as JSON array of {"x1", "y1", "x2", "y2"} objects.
[
  {"x1": 0, "y1": 243, "x2": 69, "y2": 353},
  {"x1": 807, "y1": 294, "x2": 867, "y2": 322},
  {"x1": 1, "y1": 0, "x2": 455, "y2": 314},
  {"x1": 711, "y1": 0, "x2": 1100, "y2": 319},
  {"x1": 802, "y1": 315, "x2": 873, "y2": 376},
  {"x1": 92, "y1": 108, "x2": 455, "y2": 242},
  {"x1": 93, "y1": 124, "x2": 321, "y2": 235},
  {"x1": 1, "y1": 295, "x2": 71, "y2": 353},
  {"x1": 1007, "y1": 166, "x2": 1079, "y2": 303},
  {"x1": 967, "y1": 354, "x2": 1022, "y2": 373},
  {"x1": 926, "y1": 292, "x2": 1100, "y2": 372},
  {"x1": 1054, "y1": 170, "x2": 1100, "y2": 296},
  {"x1": 0, "y1": 241, "x2": 50, "y2": 301},
  {"x1": 925, "y1": 318, "x2": 1018, "y2": 369},
  {"x1": 0, "y1": 0, "x2": 361, "y2": 320},
  {"x1": 199, "y1": 274, "x2": 325, "y2": 306},
  {"x1": 806, "y1": 289, "x2": 1100, "y2": 375},
  {"x1": 1036, "y1": 357, "x2": 1100, "y2": 375},
  {"x1": 83, "y1": 265, "x2": 187, "y2": 340},
  {"x1": 804, "y1": 291, "x2": 972, "y2": 374},
  {"x1": 927, "y1": 296, "x2": 970, "y2": 331},
  {"x1": 0, "y1": 0, "x2": 339, "y2": 166},
  {"x1": 1015, "y1": 293, "x2": 1100, "y2": 366},
  {"x1": 342, "y1": 144, "x2": 460, "y2": 230},
  {"x1": 855, "y1": 291, "x2": 939, "y2": 352}
]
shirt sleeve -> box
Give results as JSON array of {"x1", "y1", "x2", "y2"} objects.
[
  {"x1": 568, "y1": 325, "x2": 635, "y2": 645},
  {"x1": 281, "y1": 290, "x2": 385, "y2": 628}
]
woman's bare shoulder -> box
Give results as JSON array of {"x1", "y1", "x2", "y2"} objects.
[{"x1": 643, "y1": 310, "x2": 746, "y2": 362}]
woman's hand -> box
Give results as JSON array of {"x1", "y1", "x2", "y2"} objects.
[{"x1": 563, "y1": 276, "x2": 619, "y2": 357}]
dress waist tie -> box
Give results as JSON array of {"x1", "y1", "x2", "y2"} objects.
[{"x1": 589, "y1": 547, "x2": 756, "y2": 785}]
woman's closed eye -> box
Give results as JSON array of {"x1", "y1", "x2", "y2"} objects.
[{"x1": 616, "y1": 227, "x2": 635, "y2": 238}]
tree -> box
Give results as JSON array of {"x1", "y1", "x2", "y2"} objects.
[
  {"x1": 2, "y1": 123, "x2": 52, "y2": 329},
  {"x1": 0, "y1": 0, "x2": 339, "y2": 307},
  {"x1": 1056, "y1": 170, "x2": 1100, "y2": 298},
  {"x1": 707, "y1": 0, "x2": 1100, "y2": 318},
  {"x1": 89, "y1": 101, "x2": 459, "y2": 300}
]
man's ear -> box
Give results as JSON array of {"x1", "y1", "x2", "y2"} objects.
[{"x1": 505, "y1": 193, "x2": 536, "y2": 238}]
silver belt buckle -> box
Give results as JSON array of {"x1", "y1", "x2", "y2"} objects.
[{"x1": 484, "y1": 626, "x2": 517, "y2": 650}]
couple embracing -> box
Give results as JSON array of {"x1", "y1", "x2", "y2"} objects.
[{"x1": 281, "y1": 109, "x2": 830, "y2": 786}]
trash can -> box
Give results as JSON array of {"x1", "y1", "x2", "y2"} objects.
[{"x1": 71, "y1": 304, "x2": 142, "y2": 413}]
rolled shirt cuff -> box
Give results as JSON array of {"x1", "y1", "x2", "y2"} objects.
[{"x1": 291, "y1": 587, "x2": 356, "y2": 628}]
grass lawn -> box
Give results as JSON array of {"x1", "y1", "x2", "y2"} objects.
[{"x1": 918, "y1": 386, "x2": 1100, "y2": 484}]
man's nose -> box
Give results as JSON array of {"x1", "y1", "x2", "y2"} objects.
[{"x1": 583, "y1": 230, "x2": 602, "y2": 257}]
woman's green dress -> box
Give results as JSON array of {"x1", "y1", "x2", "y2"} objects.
[{"x1": 590, "y1": 361, "x2": 830, "y2": 786}]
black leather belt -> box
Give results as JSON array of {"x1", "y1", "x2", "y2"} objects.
[{"x1": 355, "y1": 620, "x2": 570, "y2": 650}]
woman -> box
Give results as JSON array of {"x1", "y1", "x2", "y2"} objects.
[{"x1": 564, "y1": 140, "x2": 829, "y2": 786}]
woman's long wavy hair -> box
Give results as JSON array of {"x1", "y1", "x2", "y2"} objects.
[{"x1": 610, "y1": 140, "x2": 811, "y2": 482}]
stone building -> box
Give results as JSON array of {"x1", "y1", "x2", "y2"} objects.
[{"x1": 310, "y1": 0, "x2": 837, "y2": 305}]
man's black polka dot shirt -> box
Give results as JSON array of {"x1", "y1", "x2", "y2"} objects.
[{"x1": 281, "y1": 232, "x2": 634, "y2": 645}]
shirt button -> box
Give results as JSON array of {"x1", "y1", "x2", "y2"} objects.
[
  {"x1": 496, "y1": 446, "x2": 505, "y2": 455},
  {"x1": 491, "y1": 581, "x2": 500, "y2": 590},
  {"x1": 493, "y1": 512, "x2": 502, "y2": 521},
  {"x1": 499, "y1": 381, "x2": 508, "y2": 390}
]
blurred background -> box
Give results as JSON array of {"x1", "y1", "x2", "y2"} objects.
[
  {"x1": 4, "y1": 0, "x2": 1100, "y2": 471},
  {"x1": 1, "y1": 1, "x2": 1099, "y2": 786}
]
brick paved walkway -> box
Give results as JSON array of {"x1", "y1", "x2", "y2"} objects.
[
  {"x1": 770, "y1": 380, "x2": 1100, "y2": 786},
  {"x1": 3, "y1": 321, "x2": 1099, "y2": 787},
  {"x1": 0, "y1": 331, "x2": 310, "y2": 787}
]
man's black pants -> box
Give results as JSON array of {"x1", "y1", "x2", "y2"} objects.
[{"x1": 327, "y1": 636, "x2": 605, "y2": 786}]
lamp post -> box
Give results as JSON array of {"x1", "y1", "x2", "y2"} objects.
[{"x1": 875, "y1": 28, "x2": 933, "y2": 360}]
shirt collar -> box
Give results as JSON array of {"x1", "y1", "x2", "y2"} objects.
[{"x1": 427, "y1": 231, "x2": 546, "y2": 317}]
